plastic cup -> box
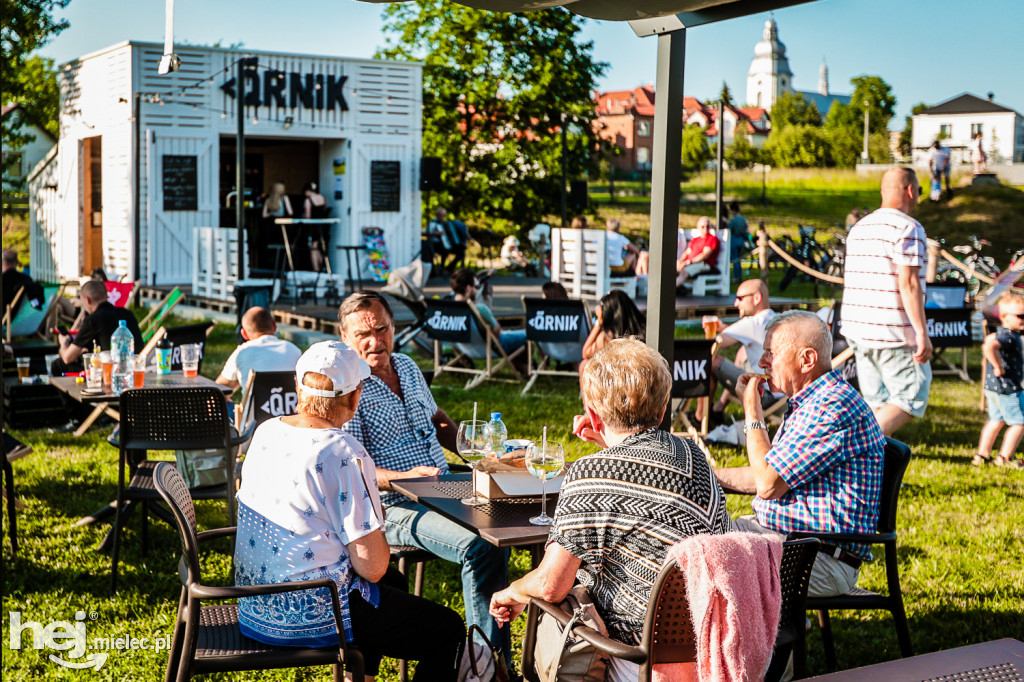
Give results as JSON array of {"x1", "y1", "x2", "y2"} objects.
[
  {"x1": 133, "y1": 354, "x2": 146, "y2": 388},
  {"x1": 702, "y1": 315, "x2": 720, "y2": 340},
  {"x1": 101, "y1": 351, "x2": 113, "y2": 385},
  {"x1": 84, "y1": 353, "x2": 102, "y2": 389},
  {"x1": 16, "y1": 357, "x2": 31, "y2": 383},
  {"x1": 45, "y1": 354, "x2": 59, "y2": 375},
  {"x1": 180, "y1": 344, "x2": 199, "y2": 378}
]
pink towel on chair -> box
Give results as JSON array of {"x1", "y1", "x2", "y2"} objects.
[{"x1": 653, "y1": 532, "x2": 784, "y2": 682}]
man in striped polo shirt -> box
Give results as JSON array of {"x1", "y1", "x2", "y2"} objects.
[{"x1": 840, "y1": 167, "x2": 932, "y2": 435}]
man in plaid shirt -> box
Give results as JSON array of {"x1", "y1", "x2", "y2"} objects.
[
  {"x1": 715, "y1": 310, "x2": 885, "y2": 597},
  {"x1": 337, "y1": 291, "x2": 512, "y2": 666}
]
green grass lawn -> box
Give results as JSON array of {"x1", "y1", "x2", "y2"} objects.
[{"x1": 3, "y1": 330, "x2": 1023, "y2": 679}]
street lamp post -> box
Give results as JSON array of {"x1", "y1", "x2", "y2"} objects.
[
  {"x1": 560, "y1": 113, "x2": 568, "y2": 227},
  {"x1": 862, "y1": 100, "x2": 870, "y2": 162}
]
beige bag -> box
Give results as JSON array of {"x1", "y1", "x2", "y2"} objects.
[{"x1": 533, "y1": 585, "x2": 610, "y2": 682}]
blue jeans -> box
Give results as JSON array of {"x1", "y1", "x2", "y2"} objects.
[
  {"x1": 498, "y1": 329, "x2": 527, "y2": 356},
  {"x1": 384, "y1": 500, "x2": 512, "y2": 665}
]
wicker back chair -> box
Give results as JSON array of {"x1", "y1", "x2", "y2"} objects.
[
  {"x1": 795, "y1": 437, "x2": 914, "y2": 669},
  {"x1": 768, "y1": 538, "x2": 820, "y2": 680},
  {"x1": 521, "y1": 539, "x2": 814, "y2": 682},
  {"x1": 152, "y1": 462, "x2": 362, "y2": 682},
  {"x1": 109, "y1": 387, "x2": 249, "y2": 594}
]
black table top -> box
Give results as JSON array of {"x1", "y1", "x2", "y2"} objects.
[
  {"x1": 391, "y1": 474, "x2": 557, "y2": 548},
  {"x1": 807, "y1": 638, "x2": 1024, "y2": 681},
  {"x1": 50, "y1": 373, "x2": 231, "y2": 404}
]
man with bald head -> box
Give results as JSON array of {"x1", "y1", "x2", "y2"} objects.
[
  {"x1": 52, "y1": 280, "x2": 143, "y2": 375},
  {"x1": 841, "y1": 167, "x2": 932, "y2": 436},
  {"x1": 216, "y1": 307, "x2": 302, "y2": 392},
  {"x1": 715, "y1": 310, "x2": 885, "y2": 596},
  {"x1": 707, "y1": 278, "x2": 777, "y2": 420}
]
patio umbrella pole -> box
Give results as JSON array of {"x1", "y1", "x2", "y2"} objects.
[{"x1": 643, "y1": 28, "x2": 686, "y2": 428}]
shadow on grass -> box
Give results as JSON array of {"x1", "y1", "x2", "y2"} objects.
[{"x1": 802, "y1": 606, "x2": 1024, "y2": 675}]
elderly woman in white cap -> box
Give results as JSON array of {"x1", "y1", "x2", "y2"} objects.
[{"x1": 234, "y1": 341, "x2": 465, "y2": 680}]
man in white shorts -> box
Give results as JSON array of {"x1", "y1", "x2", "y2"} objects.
[
  {"x1": 707, "y1": 279, "x2": 778, "y2": 421},
  {"x1": 840, "y1": 167, "x2": 932, "y2": 435}
]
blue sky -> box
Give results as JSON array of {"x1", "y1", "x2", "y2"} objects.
[{"x1": 39, "y1": 0, "x2": 1024, "y2": 127}]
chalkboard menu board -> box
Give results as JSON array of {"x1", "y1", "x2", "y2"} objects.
[
  {"x1": 370, "y1": 160, "x2": 400, "y2": 212},
  {"x1": 162, "y1": 155, "x2": 198, "y2": 211}
]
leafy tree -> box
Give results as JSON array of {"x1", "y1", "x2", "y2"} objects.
[
  {"x1": 850, "y1": 75, "x2": 897, "y2": 134},
  {"x1": 681, "y1": 124, "x2": 711, "y2": 171},
  {"x1": 13, "y1": 56, "x2": 60, "y2": 138},
  {"x1": 769, "y1": 91, "x2": 822, "y2": 130},
  {"x1": 898, "y1": 102, "x2": 929, "y2": 159},
  {"x1": 725, "y1": 126, "x2": 759, "y2": 170},
  {"x1": 2, "y1": 0, "x2": 71, "y2": 146},
  {"x1": 376, "y1": 1, "x2": 607, "y2": 227},
  {"x1": 762, "y1": 124, "x2": 832, "y2": 167},
  {"x1": 827, "y1": 126, "x2": 891, "y2": 167}
]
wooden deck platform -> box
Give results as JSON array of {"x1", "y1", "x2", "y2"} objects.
[{"x1": 138, "y1": 275, "x2": 812, "y2": 336}]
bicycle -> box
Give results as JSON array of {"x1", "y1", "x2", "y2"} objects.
[
  {"x1": 778, "y1": 225, "x2": 833, "y2": 297},
  {"x1": 935, "y1": 235, "x2": 1001, "y2": 297}
]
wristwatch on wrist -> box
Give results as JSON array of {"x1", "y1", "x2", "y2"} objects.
[{"x1": 744, "y1": 421, "x2": 768, "y2": 433}]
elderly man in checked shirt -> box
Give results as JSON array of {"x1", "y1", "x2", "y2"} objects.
[
  {"x1": 715, "y1": 310, "x2": 886, "y2": 597},
  {"x1": 336, "y1": 291, "x2": 512, "y2": 668}
]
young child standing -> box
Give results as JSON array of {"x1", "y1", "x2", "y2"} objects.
[{"x1": 974, "y1": 291, "x2": 1024, "y2": 468}]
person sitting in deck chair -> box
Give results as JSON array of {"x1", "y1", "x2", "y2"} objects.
[{"x1": 450, "y1": 268, "x2": 528, "y2": 373}]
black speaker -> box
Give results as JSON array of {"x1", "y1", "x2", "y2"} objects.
[
  {"x1": 420, "y1": 157, "x2": 442, "y2": 191},
  {"x1": 570, "y1": 180, "x2": 588, "y2": 211}
]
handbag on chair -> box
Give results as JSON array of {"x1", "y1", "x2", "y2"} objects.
[{"x1": 532, "y1": 585, "x2": 610, "y2": 682}]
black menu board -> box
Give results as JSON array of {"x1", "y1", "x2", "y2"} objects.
[
  {"x1": 162, "y1": 155, "x2": 198, "y2": 211},
  {"x1": 370, "y1": 160, "x2": 400, "y2": 212}
]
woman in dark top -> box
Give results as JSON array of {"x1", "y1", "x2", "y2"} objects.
[
  {"x1": 581, "y1": 289, "x2": 646, "y2": 371},
  {"x1": 490, "y1": 338, "x2": 730, "y2": 680}
]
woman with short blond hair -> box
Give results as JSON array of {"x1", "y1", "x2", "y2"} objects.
[
  {"x1": 490, "y1": 338, "x2": 730, "y2": 681},
  {"x1": 235, "y1": 341, "x2": 464, "y2": 680}
]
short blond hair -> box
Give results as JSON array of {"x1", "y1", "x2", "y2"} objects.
[
  {"x1": 297, "y1": 371, "x2": 353, "y2": 422},
  {"x1": 580, "y1": 338, "x2": 671, "y2": 432},
  {"x1": 997, "y1": 290, "x2": 1024, "y2": 315}
]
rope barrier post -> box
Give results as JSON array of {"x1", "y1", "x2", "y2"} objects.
[
  {"x1": 758, "y1": 227, "x2": 768, "y2": 281},
  {"x1": 926, "y1": 239, "x2": 939, "y2": 283}
]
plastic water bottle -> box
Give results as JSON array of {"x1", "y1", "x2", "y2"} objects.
[
  {"x1": 110, "y1": 320, "x2": 135, "y2": 395},
  {"x1": 489, "y1": 412, "x2": 508, "y2": 453}
]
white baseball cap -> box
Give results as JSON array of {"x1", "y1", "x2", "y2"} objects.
[{"x1": 295, "y1": 341, "x2": 370, "y2": 398}]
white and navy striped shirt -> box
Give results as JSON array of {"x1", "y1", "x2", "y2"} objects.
[{"x1": 840, "y1": 208, "x2": 928, "y2": 349}]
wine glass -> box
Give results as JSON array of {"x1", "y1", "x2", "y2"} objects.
[
  {"x1": 458, "y1": 420, "x2": 492, "y2": 506},
  {"x1": 526, "y1": 440, "x2": 564, "y2": 526}
]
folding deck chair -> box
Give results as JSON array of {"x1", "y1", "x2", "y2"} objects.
[
  {"x1": 139, "y1": 287, "x2": 183, "y2": 342},
  {"x1": 380, "y1": 259, "x2": 433, "y2": 354},
  {"x1": 424, "y1": 298, "x2": 525, "y2": 389},
  {"x1": 520, "y1": 296, "x2": 590, "y2": 394},
  {"x1": 3, "y1": 284, "x2": 61, "y2": 341}
]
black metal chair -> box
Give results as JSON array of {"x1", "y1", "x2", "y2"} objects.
[
  {"x1": 152, "y1": 462, "x2": 363, "y2": 682},
  {"x1": 4, "y1": 432, "x2": 32, "y2": 558},
  {"x1": 791, "y1": 437, "x2": 914, "y2": 669},
  {"x1": 521, "y1": 539, "x2": 816, "y2": 682},
  {"x1": 108, "y1": 387, "x2": 252, "y2": 594},
  {"x1": 767, "y1": 538, "x2": 820, "y2": 681}
]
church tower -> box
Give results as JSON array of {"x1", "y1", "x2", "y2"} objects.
[
  {"x1": 818, "y1": 60, "x2": 829, "y2": 96},
  {"x1": 746, "y1": 16, "x2": 794, "y2": 110}
]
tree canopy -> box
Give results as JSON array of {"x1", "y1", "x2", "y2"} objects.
[
  {"x1": 681, "y1": 124, "x2": 711, "y2": 170},
  {"x1": 376, "y1": 1, "x2": 607, "y2": 228},
  {"x1": 769, "y1": 91, "x2": 822, "y2": 129},
  {"x1": 2, "y1": 1, "x2": 69, "y2": 163}
]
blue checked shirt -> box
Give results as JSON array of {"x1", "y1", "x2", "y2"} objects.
[
  {"x1": 341, "y1": 353, "x2": 449, "y2": 506},
  {"x1": 752, "y1": 369, "x2": 885, "y2": 560}
]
